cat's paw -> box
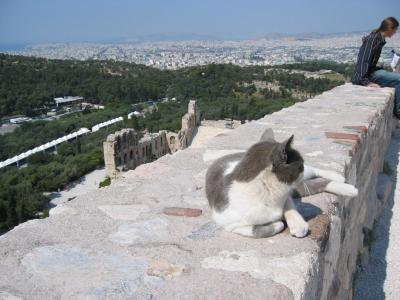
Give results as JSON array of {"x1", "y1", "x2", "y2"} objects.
[
  {"x1": 272, "y1": 221, "x2": 285, "y2": 233},
  {"x1": 287, "y1": 217, "x2": 309, "y2": 238}
]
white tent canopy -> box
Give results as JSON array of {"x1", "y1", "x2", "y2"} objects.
[{"x1": 0, "y1": 128, "x2": 90, "y2": 169}]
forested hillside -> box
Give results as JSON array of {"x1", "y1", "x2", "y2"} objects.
[
  {"x1": 0, "y1": 53, "x2": 349, "y2": 117},
  {"x1": 0, "y1": 53, "x2": 351, "y2": 232}
]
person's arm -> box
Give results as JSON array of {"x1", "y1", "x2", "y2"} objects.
[
  {"x1": 352, "y1": 35, "x2": 379, "y2": 86},
  {"x1": 368, "y1": 82, "x2": 381, "y2": 88}
]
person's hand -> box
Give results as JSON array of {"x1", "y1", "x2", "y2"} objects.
[{"x1": 367, "y1": 83, "x2": 381, "y2": 88}]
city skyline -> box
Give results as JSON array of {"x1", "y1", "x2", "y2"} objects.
[{"x1": 0, "y1": 0, "x2": 399, "y2": 44}]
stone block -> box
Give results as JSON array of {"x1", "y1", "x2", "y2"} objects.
[{"x1": 163, "y1": 207, "x2": 203, "y2": 217}]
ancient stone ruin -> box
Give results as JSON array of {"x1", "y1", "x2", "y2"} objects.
[
  {"x1": 165, "y1": 99, "x2": 201, "y2": 152},
  {"x1": 103, "y1": 100, "x2": 201, "y2": 178},
  {"x1": 103, "y1": 129, "x2": 169, "y2": 178}
]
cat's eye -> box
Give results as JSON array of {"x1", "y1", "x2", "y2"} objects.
[{"x1": 282, "y1": 152, "x2": 287, "y2": 162}]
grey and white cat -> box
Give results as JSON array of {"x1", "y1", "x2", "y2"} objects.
[{"x1": 205, "y1": 134, "x2": 358, "y2": 238}]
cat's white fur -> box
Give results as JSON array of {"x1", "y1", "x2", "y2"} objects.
[
  {"x1": 304, "y1": 165, "x2": 358, "y2": 196},
  {"x1": 325, "y1": 181, "x2": 358, "y2": 196},
  {"x1": 212, "y1": 162, "x2": 358, "y2": 238},
  {"x1": 303, "y1": 165, "x2": 345, "y2": 183}
]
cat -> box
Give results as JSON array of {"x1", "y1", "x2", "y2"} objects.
[{"x1": 205, "y1": 133, "x2": 358, "y2": 239}]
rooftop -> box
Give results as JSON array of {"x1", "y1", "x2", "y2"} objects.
[{"x1": 53, "y1": 96, "x2": 83, "y2": 105}]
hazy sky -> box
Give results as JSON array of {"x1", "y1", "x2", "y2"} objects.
[{"x1": 0, "y1": 0, "x2": 399, "y2": 44}]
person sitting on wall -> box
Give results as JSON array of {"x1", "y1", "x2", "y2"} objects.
[{"x1": 351, "y1": 16, "x2": 399, "y2": 117}]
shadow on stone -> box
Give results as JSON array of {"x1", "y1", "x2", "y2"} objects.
[
  {"x1": 295, "y1": 199, "x2": 323, "y2": 221},
  {"x1": 186, "y1": 221, "x2": 223, "y2": 241},
  {"x1": 353, "y1": 127, "x2": 400, "y2": 299}
]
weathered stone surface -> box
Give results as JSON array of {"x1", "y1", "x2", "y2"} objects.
[
  {"x1": 20, "y1": 244, "x2": 162, "y2": 299},
  {"x1": 98, "y1": 204, "x2": 150, "y2": 220},
  {"x1": 342, "y1": 125, "x2": 368, "y2": 133},
  {"x1": 48, "y1": 204, "x2": 77, "y2": 217},
  {"x1": 109, "y1": 218, "x2": 170, "y2": 245},
  {"x1": 201, "y1": 250, "x2": 314, "y2": 300},
  {"x1": 308, "y1": 214, "x2": 330, "y2": 245},
  {"x1": 0, "y1": 291, "x2": 22, "y2": 300},
  {"x1": 353, "y1": 129, "x2": 400, "y2": 299},
  {"x1": 146, "y1": 259, "x2": 191, "y2": 278},
  {"x1": 0, "y1": 83, "x2": 396, "y2": 300},
  {"x1": 204, "y1": 121, "x2": 273, "y2": 150},
  {"x1": 325, "y1": 132, "x2": 361, "y2": 141},
  {"x1": 186, "y1": 221, "x2": 223, "y2": 240},
  {"x1": 202, "y1": 149, "x2": 245, "y2": 162},
  {"x1": 124, "y1": 161, "x2": 172, "y2": 179},
  {"x1": 376, "y1": 173, "x2": 392, "y2": 205},
  {"x1": 163, "y1": 207, "x2": 202, "y2": 217}
]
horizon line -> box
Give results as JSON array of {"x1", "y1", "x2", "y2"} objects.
[{"x1": 0, "y1": 29, "x2": 373, "y2": 46}]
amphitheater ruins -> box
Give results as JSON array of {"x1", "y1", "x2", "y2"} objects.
[{"x1": 103, "y1": 100, "x2": 201, "y2": 178}]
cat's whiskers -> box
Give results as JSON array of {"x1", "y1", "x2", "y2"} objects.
[{"x1": 303, "y1": 181, "x2": 311, "y2": 196}]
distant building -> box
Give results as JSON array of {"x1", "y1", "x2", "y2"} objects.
[
  {"x1": 127, "y1": 111, "x2": 144, "y2": 119},
  {"x1": 53, "y1": 96, "x2": 84, "y2": 108},
  {"x1": 81, "y1": 102, "x2": 105, "y2": 110},
  {"x1": 10, "y1": 117, "x2": 31, "y2": 124},
  {"x1": 1, "y1": 115, "x2": 26, "y2": 124}
]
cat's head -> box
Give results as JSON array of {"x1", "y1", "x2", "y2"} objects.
[{"x1": 272, "y1": 135, "x2": 304, "y2": 184}]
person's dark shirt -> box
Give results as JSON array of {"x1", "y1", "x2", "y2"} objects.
[{"x1": 351, "y1": 31, "x2": 386, "y2": 86}]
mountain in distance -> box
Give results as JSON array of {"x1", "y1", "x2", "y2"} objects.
[
  {"x1": 1, "y1": 30, "x2": 375, "y2": 51},
  {"x1": 260, "y1": 30, "x2": 368, "y2": 40},
  {"x1": 122, "y1": 33, "x2": 223, "y2": 42},
  {"x1": 4, "y1": 31, "x2": 373, "y2": 52},
  {"x1": 0, "y1": 43, "x2": 30, "y2": 52},
  {"x1": 0, "y1": 33, "x2": 223, "y2": 51}
]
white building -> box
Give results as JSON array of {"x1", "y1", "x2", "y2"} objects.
[{"x1": 54, "y1": 96, "x2": 84, "y2": 108}]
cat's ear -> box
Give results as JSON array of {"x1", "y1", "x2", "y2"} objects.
[
  {"x1": 281, "y1": 135, "x2": 294, "y2": 151},
  {"x1": 273, "y1": 135, "x2": 293, "y2": 167}
]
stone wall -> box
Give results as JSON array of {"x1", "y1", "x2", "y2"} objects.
[
  {"x1": 104, "y1": 100, "x2": 201, "y2": 177},
  {"x1": 165, "y1": 100, "x2": 201, "y2": 153},
  {"x1": 180, "y1": 100, "x2": 201, "y2": 147},
  {"x1": 251, "y1": 83, "x2": 396, "y2": 299},
  {"x1": 0, "y1": 84, "x2": 397, "y2": 299},
  {"x1": 103, "y1": 129, "x2": 169, "y2": 178},
  {"x1": 318, "y1": 88, "x2": 395, "y2": 299}
]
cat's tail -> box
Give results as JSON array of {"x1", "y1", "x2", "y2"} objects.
[
  {"x1": 296, "y1": 178, "x2": 358, "y2": 197},
  {"x1": 324, "y1": 181, "x2": 358, "y2": 197},
  {"x1": 302, "y1": 165, "x2": 358, "y2": 197},
  {"x1": 304, "y1": 165, "x2": 346, "y2": 182},
  {"x1": 228, "y1": 222, "x2": 285, "y2": 238}
]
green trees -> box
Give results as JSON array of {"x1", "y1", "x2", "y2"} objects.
[
  {"x1": 273, "y1": 59, "x2": 355, "y2": 80},
  {"x1": 99, "y1": 176, "x2": 111, "y2": 188},
  {"x1": 0, "y1": 53, "x2": 171, "y2": 116},
  {"x1": 0, "y1": 54, "x2": 350, "y2": 232},
  {"x1": 0, "y1": 172, "x2": 48, "y2": 231}
]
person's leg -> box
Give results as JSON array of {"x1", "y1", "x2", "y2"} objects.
[
  {"x1": 370, "y1": 69, "x2": 400, "y2": 116},
  {"x1": 370, "y1": 69, "x2": 400, "y2": 86},
  {"x1": 395, "y1": 85, "x2": 400, "y2": 117}
]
